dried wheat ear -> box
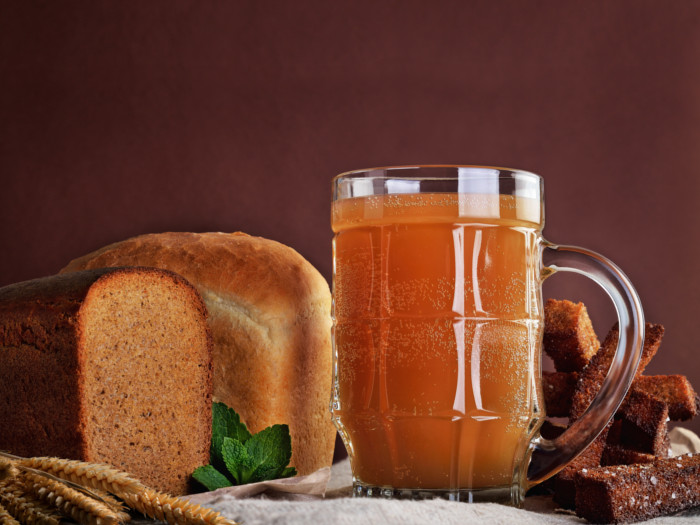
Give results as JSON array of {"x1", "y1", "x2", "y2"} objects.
[
  {"x1": 0, "y1": 458, "x2": 19, "y2": 482},
  {"x1": 0, "y1": 453, "x2": 237, "y2": 525}
]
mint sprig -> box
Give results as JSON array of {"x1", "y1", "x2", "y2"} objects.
[{"x1": 192, "y1": 402, "x2": 297, "y2": 491}]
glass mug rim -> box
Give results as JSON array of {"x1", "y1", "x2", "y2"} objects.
[
  {"x1": 332, "y1": 165, "x2": 542, "y2": 203},
  {"x1": 334, "y1": 164, "x2": 539, "y2": 181}
]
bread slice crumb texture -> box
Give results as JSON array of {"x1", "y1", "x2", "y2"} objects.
[{"x1": 79, "y1": 269, "x2": 212, "y2": 495}]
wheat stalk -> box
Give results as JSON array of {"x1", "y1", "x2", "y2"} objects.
[
  {"x1": 36, "y1": 488, "x2": 120, "y2": 525},
  {"x1": 1, "y1": 454, "x2": 237, "y2": 525},
  {"x1": 17, "y1": 458, "x2": 144, "y2": 497},
  {"x1": 122, "y1": 489, "x2": 237, "y2": 525},
  {"x1": 90, "y1": 490, "x2": 128, "y2": 515},
  {"x1": 16, "y1": 466, "x2": 127, "y2": 515},
  {"x1": 0, "y1": 480, "x2": 60, "y2": 525},
  {"x1": 0, "y1": 501, "x2": 21, "y2": 525},
  {"x1": 23, "y1": 471, "x2": 131, "y2": 525},
  {"x1": 0, "y1": 459, "x2": 18, "y2": 482}
]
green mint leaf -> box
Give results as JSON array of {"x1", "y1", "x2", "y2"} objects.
[
  {"x1": 245, "y1": 424, "x2": 293, "y2": 483},
  {"x1": 222, "y1": 436, "x2": 256, "y2": 485},
  {"x1": 192, "y1": 465, "x2": 233, "y2": 491},
  {"x1": 195, "y1": 402, "x2": 296, "y2": 489},
  {"x1": 211, "y1": 402, "x2": 252, "y2": 470}
]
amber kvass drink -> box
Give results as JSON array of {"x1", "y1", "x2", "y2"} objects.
[
  {"x1": 332, "y1": 186, "x2": 544, "y2": 495},
  {"x1": 331, "y1": 166, "x2": 647, "y2": 505}
]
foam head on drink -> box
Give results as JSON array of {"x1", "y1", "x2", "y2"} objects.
[{"x1": 331, "y1": 192, "x2": 543, "y2": 491}]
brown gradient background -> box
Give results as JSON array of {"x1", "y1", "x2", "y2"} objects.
[{"x1": 2, "y1": 0, "x2": 700, "y2": 444}]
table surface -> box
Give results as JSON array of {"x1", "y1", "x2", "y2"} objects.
[{"x1": 166, "y1": 456, "x2": 700, "y2": 525}]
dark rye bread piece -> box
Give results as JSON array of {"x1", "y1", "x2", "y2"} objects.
[
  {"x1": 569, "y1": 323, "x2": 665, "y2": 421},
  {"x1": 542, "y1": 371, "x2": 578, "y2": 417},
  {"x1": 0, "y1": 268, "x2": 213, "y2": 495},
  {"x1": 554, "y1": 431, "x2": 611, "y2": 509},
  {"x1": 618, "y1": 390, "x2": 670, "y2": 457},
  {"x1": 554, "y1": 323, "x2": 664, "y2": 509},
  {"x1": 601, "y1": 445, "x2": 656, "y2": 467},
  {"x1": 543, "y1": 372, "x2": 698, "y2": 422},
  {"x1": 527, "y1": 421, "x2": 569, "y2": 497},
  {"x1": 543, "y1": 299, "x2": 600, "y2": 372},
  {"x1": 631, "y1": 375, "x2": 699, "y2": 421},
  {"x1": 575, "y1": 454, "x2": 700, "y2": 523}
]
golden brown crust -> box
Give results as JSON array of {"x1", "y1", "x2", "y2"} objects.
[
  {"x1": 62, "y1": 232, "x2": 328, "y2": 322},
  {"x1": 61, "y1": 231, "x2": 335, "y2": 476}
]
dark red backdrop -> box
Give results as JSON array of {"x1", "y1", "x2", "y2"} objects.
[{"x1": 2, "y1": 1, "x2": 699, "y2": 436}]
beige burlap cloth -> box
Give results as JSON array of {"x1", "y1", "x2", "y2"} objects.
[{"x1": 181, "y1": 427, "x2": 700, "y2": 524}]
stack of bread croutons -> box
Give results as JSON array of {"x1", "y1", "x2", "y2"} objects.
[{"x1": 538, "y1": 299, "x2": 700, "y2": 523}]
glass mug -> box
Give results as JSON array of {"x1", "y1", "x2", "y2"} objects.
[{"x1": 330, "y1": 166, "x2": 644, "y2": 506}]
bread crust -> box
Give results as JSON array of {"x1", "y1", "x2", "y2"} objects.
[{"x1": 61, "y1": 231, "x2": 335, "y2": 476}]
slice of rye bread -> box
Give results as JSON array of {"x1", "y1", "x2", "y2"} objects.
[
  {"x1": 0, "y1": 268, "x2": 212, "y2": 495},
  {"x1": 553, "y1": 324, "x2": 664, "y2": 509},
  {"x1": 575, "y1": 454, "x2": 700, "y2": 523},
  {"x1": 543, "y1": 299, "x2": 600, "y2": 372}
]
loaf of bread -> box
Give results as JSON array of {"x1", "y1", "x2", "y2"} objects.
[
  {"x1": 61, "y1": 232, "x2": 335, "y2": 475},
  {"x1": 0, "y1": 267, "x2": 213, "y2": 495}
]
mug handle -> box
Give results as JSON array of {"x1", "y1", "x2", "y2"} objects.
[{"x1": 526, "y1": 241, "x2": 645, "y2": 485}]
